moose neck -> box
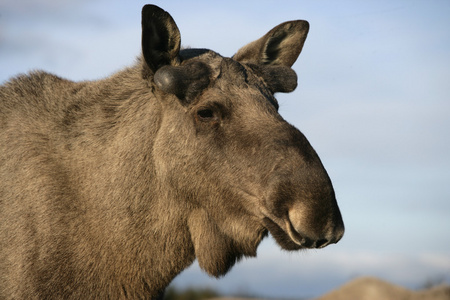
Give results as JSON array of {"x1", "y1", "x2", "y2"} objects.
[{"x1": 62, "y1": 63, "x2": 198, "y2": 298}]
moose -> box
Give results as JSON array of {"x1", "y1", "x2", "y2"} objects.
[{"x1": 0, "y1": 4, "x2": 344, "y2": 299}]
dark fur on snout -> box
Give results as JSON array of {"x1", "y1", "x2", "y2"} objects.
[{"x1": 0, "y1": 4, "x2": 343, "y2": 299}]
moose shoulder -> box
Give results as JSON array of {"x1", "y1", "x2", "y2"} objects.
[{"x1": 0, "y1": 4, "x2": 344, "y2": 299}]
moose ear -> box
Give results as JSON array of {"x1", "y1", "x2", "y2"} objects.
[
  {"x1": 141, "y1": 5, "x2": 181, "y2": 73},
  {"x1": 233, "y1": 20, "x2": 309, "y2": 67}
]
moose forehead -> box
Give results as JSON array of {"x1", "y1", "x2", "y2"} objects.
[{"x1": 175, "y1": 48, "x2": 296, "y2": 109}]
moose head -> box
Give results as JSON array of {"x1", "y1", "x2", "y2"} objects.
[{"x1": 141, "y1": 5, "x2": 344, "y2": 276}]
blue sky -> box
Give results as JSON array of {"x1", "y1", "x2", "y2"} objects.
[{"x1": 1, "y1": 0, "x2": 449, "y2": 298}]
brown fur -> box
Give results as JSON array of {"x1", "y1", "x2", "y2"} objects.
[{"x1": 0, "y1": 5, "x2": 344, "y2": 299}]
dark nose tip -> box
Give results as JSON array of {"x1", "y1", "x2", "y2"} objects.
[
  {"x1": 332, "y1": 217, "x2": 345, "y2": 244},
  {"x1": 299, "y1": 237, "x2": 332, "y2": 249},
  {"x1": 310, "y1": 233, "x2": 343, "y2": 249},
  {"x1": 288, "y1": 201, "x2": 345, "y2": 249},
  {"x1": 315, "y1": 239, "x2": 330, "y2": 248},
  {"x1": 311, "y1": 220, "x2": 345, "y2": 249}
]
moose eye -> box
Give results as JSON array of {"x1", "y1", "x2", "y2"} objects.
[
  {"x1": 194, "y1": 102, "x2": 227, "y2": 126},
  {"x1": 196, "y1": 108, "x2": 215, "y2": 121}
]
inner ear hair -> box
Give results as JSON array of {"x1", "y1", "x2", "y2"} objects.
[
  {"x1": 233, "y1": 20, "x2": 309, "y2": 68},
  {"x1": 141, "y1": 5, "x2": 181, "y2": 73}
]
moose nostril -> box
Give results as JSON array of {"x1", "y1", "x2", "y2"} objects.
[
  {"x1": 300, "y1": 237, "x2": 314, "y2": 248},
  {"x1": 315, "y1": 239, "x2": 329, "y2": 248}
]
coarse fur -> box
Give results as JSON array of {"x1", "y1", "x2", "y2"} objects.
[{"x1": 0, "y1": 5, "x2": 344, "y2": 299}]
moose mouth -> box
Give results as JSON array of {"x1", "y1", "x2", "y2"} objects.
[
  {"x1": 237, "y1": 189, "x2": 326, "y2": 250},
  {"x1": 262, "y1": 217, "x2": 312, "y2": 250}
]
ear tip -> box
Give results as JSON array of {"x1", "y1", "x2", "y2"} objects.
[
  {"x1": 142, "y1": 4, "x2": 165, "y2": 15},
  {"x1": 300, "y1": 20, "x2": 310, "y2": 28},
  {"x1": 301, "y1": 20, "x2": 310, "y2": 32},
  {"x1": 289, "y1": 20, "x2": 310, "y2": 33},
  {"x1": 141, "y1": 5, "x2": 173, "y2": 26}
]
